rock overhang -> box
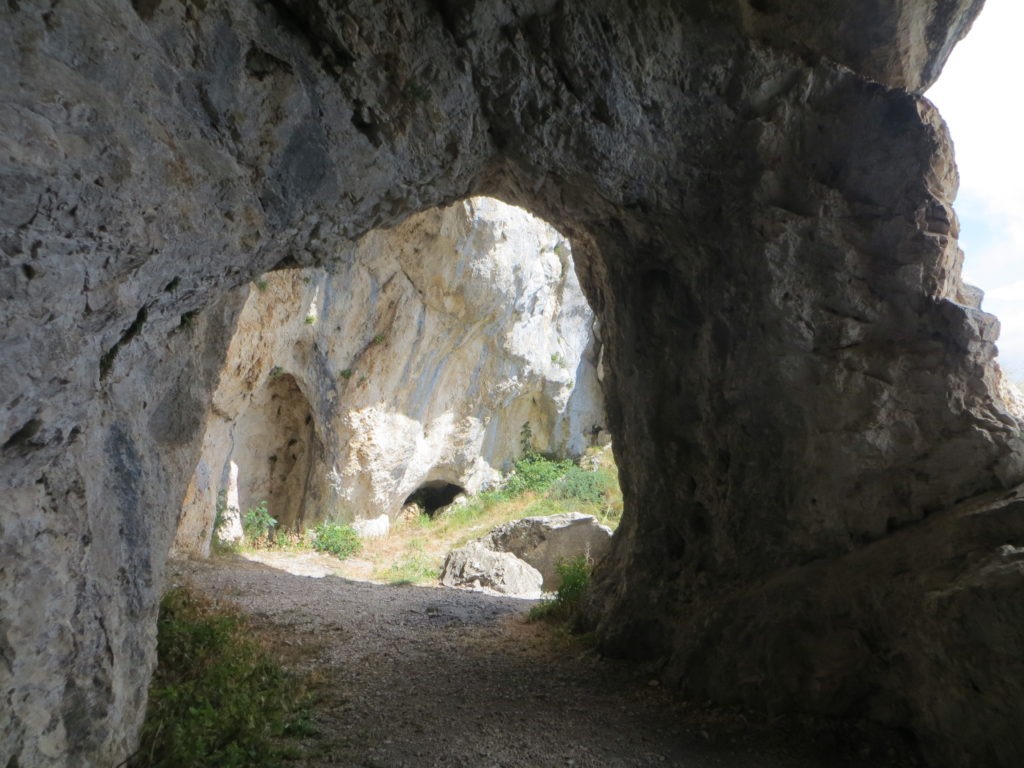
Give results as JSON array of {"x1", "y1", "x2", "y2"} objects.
[{"x1": 1, "y1": 1, "x2": 1022, "y2": 766}]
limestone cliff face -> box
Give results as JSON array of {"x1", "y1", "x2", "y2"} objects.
[
  {"x1": 174, "y1": 198, "x2": 605, "y2": 555},
  {"x1": 2, "y1": 1, "x2": 1023, "y2": 766}
]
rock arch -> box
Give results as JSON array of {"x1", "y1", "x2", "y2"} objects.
[{"x1": 2, "y1": 1, "x2": 1023, "y2": 766}]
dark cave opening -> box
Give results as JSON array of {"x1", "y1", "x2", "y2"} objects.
[{"x1": 404, "y1": 480, "x2": 466, "y2": 516}]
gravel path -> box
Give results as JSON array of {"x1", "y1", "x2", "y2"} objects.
[{"x1": 173, "y1": 555, "x2": 919, "y2": 768}]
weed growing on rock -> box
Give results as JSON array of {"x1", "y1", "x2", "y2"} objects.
[
  {"x1": 311, "y1": 521, "x2": 362, "y2": 560},
  {"x1": 129, "y1": 587, "x2": 315, "y2": 767}
]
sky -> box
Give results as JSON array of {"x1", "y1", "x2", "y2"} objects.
[{"x1": 926, "y1": 0, "x2": 1024, "y2": 380}]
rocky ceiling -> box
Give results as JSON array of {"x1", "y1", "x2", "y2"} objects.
[{"x1": 1, "y1": 0, "x2": 1022, "y2": 766}]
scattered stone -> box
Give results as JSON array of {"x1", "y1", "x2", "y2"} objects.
[{"x1": 440, "y1": 542, "x2": 543, "y2": 598}]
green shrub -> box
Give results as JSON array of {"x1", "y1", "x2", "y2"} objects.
[
  {"x1": 242, "y1": 501, "x2": 276, "y2": 542},
  {"x1": 504, "y1": 454, "x2": 573, "y2": 495},
  {"x1": 528, "y1": 555, "x2": 592, "y2": 623},
  {"x1": 549, "y1": 466, "x2": 613, "y2": 505},
  {"x1": 131, "y1": 588, "x2": 313, "y2": 767},
  {"x1": 311, "y1": 522, "x2": 362, "y2": 560}
]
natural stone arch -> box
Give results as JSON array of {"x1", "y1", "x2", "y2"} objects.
[{"x1": 2, "y1": 2, "x2": 1023, "y2": 767}]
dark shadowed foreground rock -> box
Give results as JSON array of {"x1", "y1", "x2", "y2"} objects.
[
  {"x1": 480, "y1": 512, "x2": 613, "y2": 590},
  {"x1": 2, "y1": 0, "x2": 1022, "y2": 766},
  {"x1": 440, "y1": 542, "x2": 544, "y2": 597}
]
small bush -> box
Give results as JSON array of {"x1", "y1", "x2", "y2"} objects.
[
  {"x1": 549, "y1": 466, "x2": 613, "y2": 505},
  {"x1": 254, "y1": 279, "x2": 269, "y2": 292},
  {"x1": 130, "y1": 588, "x2": 313, "y2": 767},
  {"x1": 243, "y1": 501, "x2": 276, "y2": 543},
  {"x1": 311, "y1": 522, "x2": 362, "y2": 560},
  {"x1": 529, "y1": 555, "x2": 592, "y2": 623},
  {"x1": 504, "y1": 454, "x2": 573, "y2": 495}
]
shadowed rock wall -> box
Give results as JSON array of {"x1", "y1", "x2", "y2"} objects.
[{"x1": 1, "y1": 0, "x2": 1021, "y2": 766}]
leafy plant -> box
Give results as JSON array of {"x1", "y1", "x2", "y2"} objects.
[
  {"x1": 504, "y1": 454, "x2": 573, "y2": 496},
  {"x1": 519, "y1": 421, "x2": 534, "y2": 455},
  {"x1": 528, "y1": 555, "x2": 592, "y2": 623},
  {"x1": 550, "y1": 351, "x2": 568, "y2": 368},
  {"x1": 304, "y1": 314, "x2": 316, "y2": 325},
  {"x1": 339, "y1": 368, "x2": 353, "y2": 380},
  {"x1": 243, "y1": 501, "x2": 276, "y2": 543},
  {"x1": 311, "y1": 521, "x2": 362, "y2": 560},
  {"x1": 268, "y1": 365, "x2": 284, "y2": 380},
  {"x1": 372, "y1": 332, "x2": 386, "y2": 345},
  {"x1": 254, "y1": 279, "x2": 268, "y2": 292},
  {"x1": 549, "y1": 466, "x2": 613, "y2": 505},
  {"x1": 129, "y1": 588, "x2": 314, "y2": 767}
]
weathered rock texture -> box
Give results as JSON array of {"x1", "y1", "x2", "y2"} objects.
[
  {"x1": 440, "y1": 541, "x2": 544, "y2": 597},
  {"x1": 173, "y1": 197, "x2": 604, "y2": 555},
  {"x1": 480, "y1": 512, "x2": 612, "y2": 590},
  {"x1": 3, "y1": 1, "x2": 1023, "y2": 766}
]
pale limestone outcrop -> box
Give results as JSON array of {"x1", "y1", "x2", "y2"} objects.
[
  {"x1": 440, "y1": 541, "x2": 544, "y2": 597},
  {"x1": 3, "y1": 1, "x2": 1024, "y2": 766},
  {"x1": 174, "y1": 198, "x2": 605, "y2": 555},
  {"x1": 478, "y1": 512, "x2": 612, "y2": 590}
]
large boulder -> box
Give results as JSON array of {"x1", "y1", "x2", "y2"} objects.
[
  {"x1": 479, "y1": 513, "x2": 613, "y2": 590},
  {"x1": 439, "y1": 542, "x2": 543, "y2": 598}
]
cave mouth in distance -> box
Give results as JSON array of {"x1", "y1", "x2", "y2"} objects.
[{"x1": 404, "y1": 481, "x2": 466, "y2": 517}]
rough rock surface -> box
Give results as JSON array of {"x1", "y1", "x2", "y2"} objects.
[
  {"x1": 440, "y1": 541, "x2": 544, "y2": 597},
  {"x1": 174, "y1": 197, "x2": 605, "y2": 555},
  {"x1": 2, "y1": 1, "x2": 1023, "y2": 766},
  {"x1": 350, "y1": 514, "x2": 390, "y2": 540},
  {"x1": 480, "y1": 512, "x2": 613, "y2": 590}
]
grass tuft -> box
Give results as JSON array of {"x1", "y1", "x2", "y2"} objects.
[{"x1": 129, "y1": 587, "x2": 315, "y2": 767}]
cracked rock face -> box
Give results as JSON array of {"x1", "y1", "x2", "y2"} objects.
[
  {"x1": 2, "y1": 1, "x2": 1023, "y2": 766},
  {"x1": 174, "y1": 197, "x2": 605, "y2": 555}
]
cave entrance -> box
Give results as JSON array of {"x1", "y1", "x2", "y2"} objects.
[{"x1": 404, "y1": 481, "x2": 466, "y2": 517}]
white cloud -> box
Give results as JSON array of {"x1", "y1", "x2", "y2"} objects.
[{"x1": 985, "y1": 280, "x2": 1024, "y2": 302}]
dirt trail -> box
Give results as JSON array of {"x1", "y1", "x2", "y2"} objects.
[{"x1": 173, "y1": 555, "x2": 918, "y2": 768}]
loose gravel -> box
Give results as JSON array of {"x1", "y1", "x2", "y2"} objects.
[{"x1": 171, "y1": 555, "x2": 920, "y2": 768}]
